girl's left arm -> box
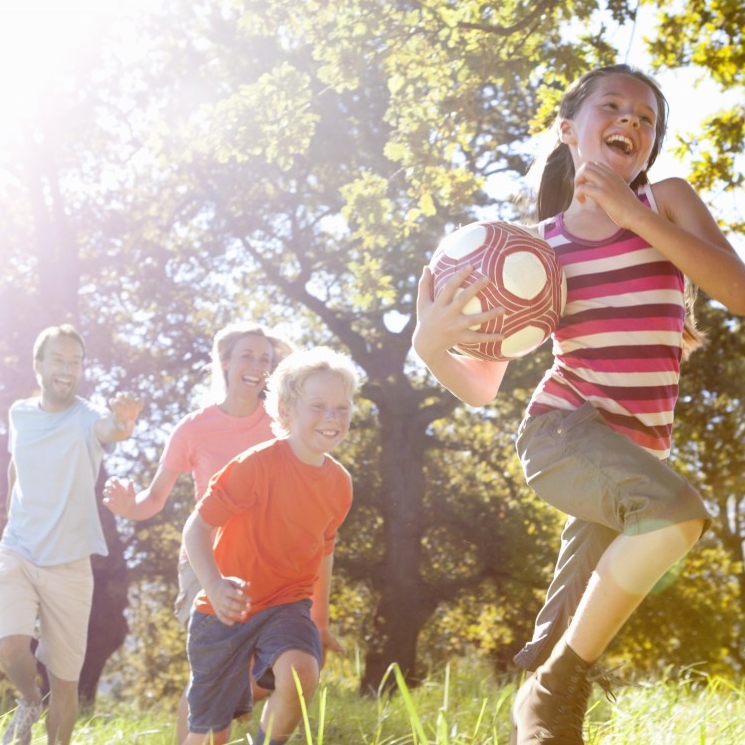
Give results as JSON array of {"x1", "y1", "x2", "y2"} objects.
[{"x1": 643, "y1": 177, "x2": 745, "y2": 314}]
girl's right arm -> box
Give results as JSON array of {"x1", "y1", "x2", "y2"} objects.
[{"x1": 413, "y1": 266, "x2": 509, "y2": 407}]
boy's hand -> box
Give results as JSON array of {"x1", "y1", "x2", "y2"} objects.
[
  {"x1": 208, "y1": 577, "x2": 252, "y2": 626},
  {"x1": 102, "y1": 477, "x2": 137, "y2": 518},
  {"x1": 317, "y1": 626, "x2": 343, "y2": 667}
]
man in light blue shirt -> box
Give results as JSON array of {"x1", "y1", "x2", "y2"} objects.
[{"x1": 0, "y1": 325, "x2": 142, "y2": 745}]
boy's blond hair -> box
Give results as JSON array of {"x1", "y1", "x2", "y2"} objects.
[{"x1": 265, "y1": 346, "x2": 359, "y2": 437}]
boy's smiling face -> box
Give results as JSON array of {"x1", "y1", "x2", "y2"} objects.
[{"x1": 283, "y1": 370, "x2": 353, "y2": 465}]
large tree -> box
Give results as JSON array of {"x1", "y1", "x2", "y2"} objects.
[
  {"x1": 0, "y1": 18, "x2": 138, "y2": 700},
  {"x1": 96, "y1": 0, "x2": 632, "y2": 692},
  {"x1": 2, "y1": 0, "x2": 745, "y2": 704}
]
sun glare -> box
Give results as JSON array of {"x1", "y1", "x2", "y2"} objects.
[{"x1": 0, "y1": 1, "x2": 152, "y2": 139}]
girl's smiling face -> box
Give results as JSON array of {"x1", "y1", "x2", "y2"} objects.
[{"x1": 559, "y1": 73, "x2": 660, "y2": 185}]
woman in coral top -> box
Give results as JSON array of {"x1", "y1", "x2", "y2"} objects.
[{"x1": 104, "y1": 321, "x2": 292, "y2": 742}]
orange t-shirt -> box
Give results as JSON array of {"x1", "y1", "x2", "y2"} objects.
[{"x1": 194, "y1": 438, "x2": 352, "y2": 619}]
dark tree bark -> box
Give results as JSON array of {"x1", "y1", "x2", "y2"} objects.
[
  {"x1": 78, "y1": 474, "x2": 130, "y2": 707},
  {"x1": 357, "y1": 364, "x2": 453, "y2": 693}
]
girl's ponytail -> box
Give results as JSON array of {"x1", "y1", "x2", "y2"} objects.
[
  {"x1": 537, "y1": 142, "x2": 575, "y2": 221},
  {"x1": 682, "y1": 283, "x2": 706, "y2": 360}
]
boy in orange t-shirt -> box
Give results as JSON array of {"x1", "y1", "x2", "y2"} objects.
[{"x1": 182, "y1": 346, "x2": 358, "y2": 745}]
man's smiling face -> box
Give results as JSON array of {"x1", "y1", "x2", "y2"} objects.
[{"x1": 34, "y1": 335, "x2": 84, "y2": 411}]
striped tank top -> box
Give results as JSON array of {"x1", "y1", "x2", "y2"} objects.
[{"x1": 526, "y1": 184, "x2": 685, "y2": 459}]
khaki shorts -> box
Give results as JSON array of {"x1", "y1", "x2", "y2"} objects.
[
  {"x1": 0, "y1": 549, "x2": 93, "y2": 681},
  {"x1": 513, "y1": 402, "x2": 711, "y2": 671},
  {"x1": 517, "y1": 401, "x2": 711, "y2": 535},
  {"x1": 174, "y1": 558, "x2": 201, "y2": 627}
]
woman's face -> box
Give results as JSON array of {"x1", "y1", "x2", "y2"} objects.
[{"x1": 223, "y1": 333, "x2": 274, "y2": 398}]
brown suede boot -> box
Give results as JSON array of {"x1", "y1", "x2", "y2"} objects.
[
  {"x1": 511, "y1": 638, "x2": 592, "y2": 744},
  {"x1": 509, "y1": 671, "x2": 532, "y2": 745}
]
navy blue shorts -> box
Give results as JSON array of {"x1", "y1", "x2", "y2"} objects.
[{"x1": 186, "y1": 599, "x2": 322, "y2": 734}]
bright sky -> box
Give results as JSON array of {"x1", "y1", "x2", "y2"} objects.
[
  {"x1": 0, "y1": 5, "x2": 76, "y2": 123},
  {"x1": 0, "y1": 1, "x2": 149, "y2": 138}
]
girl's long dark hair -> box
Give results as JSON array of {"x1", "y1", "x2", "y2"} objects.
[
  {"x1": 535, "y1": 64, "x2": 703, "y2": 357},
  {"x1": 536, "y1": 64, "x2": 669, "y2": 221}
]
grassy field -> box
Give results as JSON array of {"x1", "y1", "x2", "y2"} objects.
[{"x1": 3, "y1": 656, "x2": 744, "y2": 744}]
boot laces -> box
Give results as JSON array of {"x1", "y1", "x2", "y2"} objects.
[{"x1": 587, "y1": 661, "x2": 634, "y2": 704}]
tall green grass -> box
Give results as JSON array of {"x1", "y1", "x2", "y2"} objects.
[{"x1": 2, "y1": 656, "x2": 744, "y2": 743}]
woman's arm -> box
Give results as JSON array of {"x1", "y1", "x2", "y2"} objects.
[{"x1": 103, "y1": 464, "x2": 181, "y2": 520}]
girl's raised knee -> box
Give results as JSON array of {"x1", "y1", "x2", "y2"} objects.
[{"x1": 680, "y1": 517, "x2": 706, "y2": 550}]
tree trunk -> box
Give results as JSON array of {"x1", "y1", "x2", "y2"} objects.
[
  {"x1": 360, "y1": 376, "x2": 438, "y2": 694},
  {"x1": 78, "y1": 474, "x2": 130, "y2": 707}
]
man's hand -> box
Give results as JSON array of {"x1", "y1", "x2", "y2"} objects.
[{"x1": 109, "y1": 392, "x2": 143, "y2": 436}]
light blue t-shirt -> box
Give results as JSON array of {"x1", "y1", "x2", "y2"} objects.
[{"x1": 3, "y1": 396, "x2": 111, "y2": 566}]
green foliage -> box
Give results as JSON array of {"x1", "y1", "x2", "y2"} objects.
[
  {"x1": 645, "y1": 0, "x2": 745, "y2": 234},
  {"x1": 672, "y1": 109, "x2": 745, "y2": 193},
  {"x1": 646, "y1": 0, "x2": 745, "y2": 83},
  {"x1": 103, "y1": 579, "x2": 189, "y2": 709},
  {"x1": 616, "y1": 539, "x2": 743, "y2": 675},
  {"x1": 200, "y1": 66, "x2": 318, "y2": 169},
  {"x1": 2, "y1": 0, "x2": 745, "y2": 706}
]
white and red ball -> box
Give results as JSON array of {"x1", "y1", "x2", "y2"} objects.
[{"x1": 429, "y1": 221, "x2": 567, "y2": 361}]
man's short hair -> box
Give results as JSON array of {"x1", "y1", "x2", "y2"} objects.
[{"x1": 33, "y1": 325, "x2": 86, "y2": 362}]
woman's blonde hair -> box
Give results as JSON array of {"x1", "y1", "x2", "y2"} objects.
[
  {"x1": 209, "y1": 322, "x2": 294, "y2": 401},
  {"x1": 264, "y1": 346, "x2": 359, "y2": 437}
]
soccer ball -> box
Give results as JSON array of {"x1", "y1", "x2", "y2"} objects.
[{"x1": 429, "y1": 221, "x2": 567, "y2": 361}]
